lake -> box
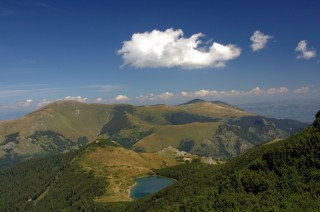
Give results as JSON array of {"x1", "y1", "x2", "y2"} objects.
[{"x1": 130, "y1": 175, "x2": 174, "y2": 199}]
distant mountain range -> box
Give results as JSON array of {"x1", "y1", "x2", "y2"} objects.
[
  {"x1": 0, "y1": 99, "x2": 307, "y2": 167},
  {"x1": 238, "y1": 99, "x2": 320, "y2": 123}
]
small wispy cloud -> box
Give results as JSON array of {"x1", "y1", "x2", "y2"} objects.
[
  {"x1": 96, "y1": 97, "x2": 103, "y2": 102},
  {"x1": 118, "y1": 28, "x2": 241, "y2": 69},
  {"x1": 135, "y1": 87, "x2": 288, "y2": 102},
  {"x1": 250, "y1": 30, "x2": 273, "y2": 52},
  {"x1": 0, "y1": 86, "x2": 62, "y2": 98},
  {"x1": 136, "y1": 92, "x2": 174, "y2": 101},
  {"x1": 0, "y1": 99, "x2": 34, "y2": 110},
  {"x1": 295, "y1": 40, "x2": 316, "y2": 60},
  {"x1": 180, "y1": 87, "x2": 288, "y2": 99},
  {"x1": 64, "y1": 96, "x2": 88, "y2": 102},
  {"x1": 22, "y1": 99, "x2": 33, "y2": 107},
  {"x1": 293, "y1": 86, "x2": 309, "y2": 94},
  {"x1": 114, "y1": 95, "x2": 129, "y2": 102},
  {"x1": 37, "y1": 99, "x2": 54, "y2": 107}
]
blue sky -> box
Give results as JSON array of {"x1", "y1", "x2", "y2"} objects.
[{"x1": 0, "y1": 0, "x2": 319, "y2": 113}]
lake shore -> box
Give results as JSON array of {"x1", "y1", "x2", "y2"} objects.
[{"x1": 127, "y1": 181, "x2": 137, "y2": 200}]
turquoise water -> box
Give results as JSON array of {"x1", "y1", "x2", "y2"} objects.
[{"x1": 130, "y1": 176, "x2": 174, "y2": 199}]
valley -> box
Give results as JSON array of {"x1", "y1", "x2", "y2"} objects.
[{"x1": 74, "y1": 138, "x2": 197, "y2": 202}]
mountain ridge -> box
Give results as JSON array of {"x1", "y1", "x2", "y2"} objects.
[{"x1": 0, "y1": 100, "x2": 308, "y2": 167}]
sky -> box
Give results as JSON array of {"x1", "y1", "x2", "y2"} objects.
[{"x1": 0, "y1": 0, "x2": 319, "y2": 115}]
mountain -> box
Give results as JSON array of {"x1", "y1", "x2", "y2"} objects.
[
  {"x1": 0, "y1": 99, "x2": 307, "y2": 167},
  {"x1": 0, "y1": 111, "x2": 318, "y2": 211},
  {"x1": 0, "y1": 101, "x2": 115, "y2": 167}
]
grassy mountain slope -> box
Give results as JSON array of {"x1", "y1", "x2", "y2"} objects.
[
  {"x1": 126, "y1": 111, "x2": 320, "y2": 211},
  {"x1": 133, "y1": 122, "x2": 221, "y2": 152},
  {"x1": 0, "y1": 101, "x2": 112, "y2": 141},
  {"x1": 74, "y1": 138, "x2": 195, "y2": 202},
  {"x1": 178, "y1": 100, "x2": 249, "y2": 118},
  {"x1": 0, "y1": 99, "x2": 308, "y2": 167},
  {"x1": 0, "y1": 101, "x2": 115, "y2": 166}
]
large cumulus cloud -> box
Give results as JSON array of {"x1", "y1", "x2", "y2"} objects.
[{"x1": 118, "y1": 28, "x2": 241, "y2": 69}]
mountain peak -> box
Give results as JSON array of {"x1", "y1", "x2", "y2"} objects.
[{"x1": 179, "y1": 99, "x2": 206, "y2": 105}]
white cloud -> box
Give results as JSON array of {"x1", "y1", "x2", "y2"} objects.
[
  {"x1": 114, "y1": 95, "x2": 129, "y2": 102},
  {"x1": 137, "y1": 87, "x2": 288, "y2": 102},
  {"x1": 181, "y1": 89, "x2": 237, "y2": 98},
  {"x1": 136, "y1": 92, "x2": 174, "y2": 101},
  {"x1": 64, "y1": 96, "x2": 88, "y2": 102},
  {"x1": 0, "y1": 99, "x2": 35, "y2": 110},
  {"x1": 136, "y1": 94, "x2": 154, "y2": 101},
  {"x1": 180, "y1": 87, "x2": 289, "y2": 98},
  {"x1": 118, "y1": 28, "x2": 241, "y2": 69},
  {"x1": 248, "y1": 87, "x2": 288, "y2": 96},
  {"x1": 295, "y1": 40, "x2": 316, "y2": 60},
  {"x1": 158, "y1": 92, "x2": 174, "y2": 100},
  {"x1": 22, "y1": 99, "x2": 33, "y2": 107},
  {"x1": 250, "y1": 30, "x2": 272, "y2": 52},
  {"x1": 37, "y1": 99, "x2": 54, "y2": 107},
  {"x1": 96, "y1": 97, "x2": 103, "y2": 102},
  {"x1": 293, "y1": 86, "x2": 309, "y2": 94}
]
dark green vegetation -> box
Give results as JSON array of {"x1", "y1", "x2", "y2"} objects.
[
  {"x1": 125, "y1": 111, "x2": 320, "y2": 211},
  {"x1": 28, "y1": 130, "x2": 88, "y2": 153},
  {"x1": 0, "y1": 149, "x2": 106, "y2": 211},
  {"x1": 0, "y1": 100, "x2": 307, "y2": 168}
]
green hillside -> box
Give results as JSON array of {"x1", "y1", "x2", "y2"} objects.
[
  {"x1": 133, "y1": 122, "x2": 221, "y2": 152},
  {"x1": 134, "y1": 115, "x2": 306, "y2": 159},
  {"x1": 0, "y1": 99, "x2": 308, "y2": 167},
  {"x1": 74, "y1": 138, "x2": 196, "y2": 203},
  {"x1": 0, "y1": 101, "x2": 114, "y2": 167}
]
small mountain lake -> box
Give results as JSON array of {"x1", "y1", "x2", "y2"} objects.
[{"x1": 130, "y1": 176, "x2": 174, "y2": 199}]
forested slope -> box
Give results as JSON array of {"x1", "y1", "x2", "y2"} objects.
[
  {"x1": 126, "y1": 111, "x2": 320, "y2": 211},
  {"x1": 0, "y1": 149, "x2": 106, "y2": 211}
]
